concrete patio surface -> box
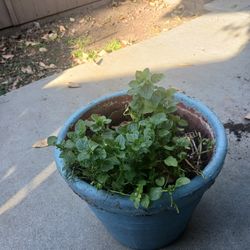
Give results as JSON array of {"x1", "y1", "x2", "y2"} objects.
[{"x1": 1, "y1": 0, "x2": 250, "y2": 249}]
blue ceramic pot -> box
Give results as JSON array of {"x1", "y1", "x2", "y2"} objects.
[{"x1": 54, "y1": 91, "x2": 227, "y2": 250}]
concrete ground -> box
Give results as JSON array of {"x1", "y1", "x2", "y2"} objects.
[{"x1": 1, "y1": 0, "x2": 250, "y2": 249}]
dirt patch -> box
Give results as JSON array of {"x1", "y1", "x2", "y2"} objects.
[
  {"x1": 0, "y1": 0, "x2": 211, "y2": 95},
  {"x1": 224, "y1": 121, "x2": 250, "y2": 141}
]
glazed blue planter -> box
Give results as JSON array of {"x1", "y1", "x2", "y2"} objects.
[{"x1": 54, "y1": 91, "x2": 227, "y2": 250}]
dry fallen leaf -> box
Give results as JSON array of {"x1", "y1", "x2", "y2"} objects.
[
  {"x1": 21, "y1": 66, "x2": 33, "y2": 74},
  {"x1": 59, "y1": 25, "x2": 66, "y2": 32},
  {"x1": 121, "y1": 40, "x2": 129, "y2": 46},
  {"x1": 41, "y1": 34, "x2": 49, "y2": 40},
  {"x1": 2, "y1": 54, "x2": 14, "y2": 60},
  {"x1": 39, "y1": 62, "x2": 56, "y2": 69},
  {"x1": 32, "y1": 138, "x2": 48, "y2": 148},
  {"x1": 48, "y1": 32, "x2": 58, "y2": 40},
  {"x1": 111, "y1": 1, "x2": 118, "y2": 7},
  {"x1": 73, "y1": 58, "x2": 85, "y2": 64},
  {"x1": 244, "y1": 113, "x2": 250, "y2": 120},
  {"x1": 79, "y1": 18, "x2": 85, "y2": 24},
  {"x1": 67, "y1": 82, "x2": 80, "y2": 88},
  {"x1": 39, "y1": 62, "x2": 46, "y2": 68},
  {"x1": 25, "y1": 41, "x2": 39, "y2": 46},
  {"x1": 38, "y1": 72, "x2": 45, "y2": 77},
  {"x1": 70, "y1": 17, "x2": 75, "y2": 22},
  {"x1": 0, "y1": 47, "x2": 7, "y2": 52},
  {"x1": 11, "y1": 77, "x2": 20, "y2": 90},
  {"x1": 49, "y1": 64, "x2": 57, "y2": 69},
  {"x1": 39, "y1": 47, "x2": 48, "y2": 52}
]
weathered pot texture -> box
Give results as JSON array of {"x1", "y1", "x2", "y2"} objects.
[{"x1": 54, "y1": 91, "x2": 227, "y2": 250}]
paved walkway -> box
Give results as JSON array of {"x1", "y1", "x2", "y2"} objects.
[{"x1": 1, "y1": 0, "x2": 250, "y2": 249}]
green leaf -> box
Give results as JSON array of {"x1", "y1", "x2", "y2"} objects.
[
  {"x1": 178, "y1": 151, "x2": 187, "y2": 160},
  {"x1": 64, "y1": 140, "x2": 75, "y2": 149},
  {"x1": 63, "y1": 151, "x2": 76, "y2": 165},
  {"x1": 164, "y1": 120, "x2": 174, "y2": 130},
  {"x1": 124, "y1": 169, "x2": 136, "y2": 182},
  {"x1": 164, "y1": 156, "x2": 178, "y2": 167},
  {"x1": 176, "y1": 137, "x2": 190, "y2": 149},
  {"x1": 84, "y1": 120, "x2": 94, "y2": 128},
  {"x1": 142, "y1": 68, "x2": 150, "y2": 77},
  {"x1": 75, "y1": 120, "x2": 86, "y2": 135},
  {"x1": 164, "y1": 145, "x2": 175, "y2": 151},
  {"x1": 130, "y1": 194, "x2": 141, "y2": 209},
  {"x1": 155, "y1": 177, "x2": 165, "y2": 187},
  {"x1": 115, "y1": 134, "x2": 126, "y2": 150},
  {"x1": 158, "y1": 129, "x2": 170, "y2": 138},
  {"x1": 97, "y1": 173, "x2": 109, "y2": 184},
  {"x1": 102, "y1": 130, "x2": 115, "y2": 140},
  {"x1": 116, "y1": 151, "x2": 126, "y2": 159},
  {"x1": 151, "y1": 87, "x2": 165, "y2": 105},
  {"x1": 141, "y1": 194, "x2": 150, "y2": 208},
  {"x1": 76, "y1": 137, "x2": 88, "y2": 151},
  {"x1": 67, "y1": 131, "x2": 76, "y2": 140},
  {"x1": 178, "y1": 119, "x2": 188, "y2": 127},
  {"x1": 165, "y1": 88, "x2": 176, "y2": 98},
  {"x1": 130, "y1": 187, "x2": 143, "y2": 209},
  {"x1": 128, "y1": 122, "x2": 139, "y2": 132},
  {"x1": 138, "y1": 179, "x2": 147, "y2": 186},
  {"x1": 139, "y1": 83, "x2": 154, "y2": 99},
  {"x1": 142, "y1": 100, "x2": 155, "y2": 114},
  {"x1": 150, "y1": 113, "x2": 167, "y2": 125},
  {"x1": 151, "y1": 73, "x2": 164, "y2": 83},
  {"x1": 175, "y1": 177, "x2": 190, "y2": 188},
  {"x1": 135, "y1": 68, "x2": 150, "y2": 83},
  {"x1": 126, "y1": 132, "x2": 139, "y2": 142},
  {"x1": 88, "y1": 140, "x2": 99, "y2": 151},
  {"x1": 101, "y1": 164, "x2": 114, "y2": 172},
  {"x1": 128, "y1": 80, "x2": 139, "y2": 88},
  {"x1": 107, "y1": 156, "x2": 120, "y2": 165},
  {"x1": 86, "y1": 114, "x2": 111, "y2": 132},
  {"x1": 90, "y1": 114, "x2": 100, "y2": 121},
  {"x1": 47, "y1": 136, "x2": 57, "y2": 146},
  {"x1": 77, "y1": 151, "x2": 90, "y2": 161},
  {"x1": 165, "y1": 105, "x2": 177, "y2": 113},
  {"x1": 135, "y1": 70, "x2": 144, "y2": 83},
  {"x1": 95, "y1": 148, "x2": 107, "y2": 159},
  {"x1": 149, "y1": 187, "x2": 162, "y2": 201}
]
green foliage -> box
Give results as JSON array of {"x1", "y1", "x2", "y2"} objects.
[
  {"x1": 47, "y1": 136, "x2": 57, "y2": 146},
  {"x1": 67, "y1": 36, "x2": 92, "y2": 49},
  {"x1": 86, "y1": 50, "x2": 99, "y2": 61},
  {"x1": 69, "y1": 37, "x2": 122, "y2": 63},
  {"x1": 104, "y1": 39, "x2": 122, "y2": 52},
  {"x1": 68, "y1": 36, "x2": 99, "y2": 63},
  {"x1": 164, "y1": 156, "x2": 178, "y2": 167},
  {"x1": 48, "y1": 68, "x2": 213, "y2": 211}
]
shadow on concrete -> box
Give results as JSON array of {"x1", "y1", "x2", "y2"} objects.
[{"x1": 162, "y1": 0, "x2": 213, "y2": 19}]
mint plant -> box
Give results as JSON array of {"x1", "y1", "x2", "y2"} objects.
[{"x1": 48, "y1": 68, "x2": 213, "y2": 210}]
